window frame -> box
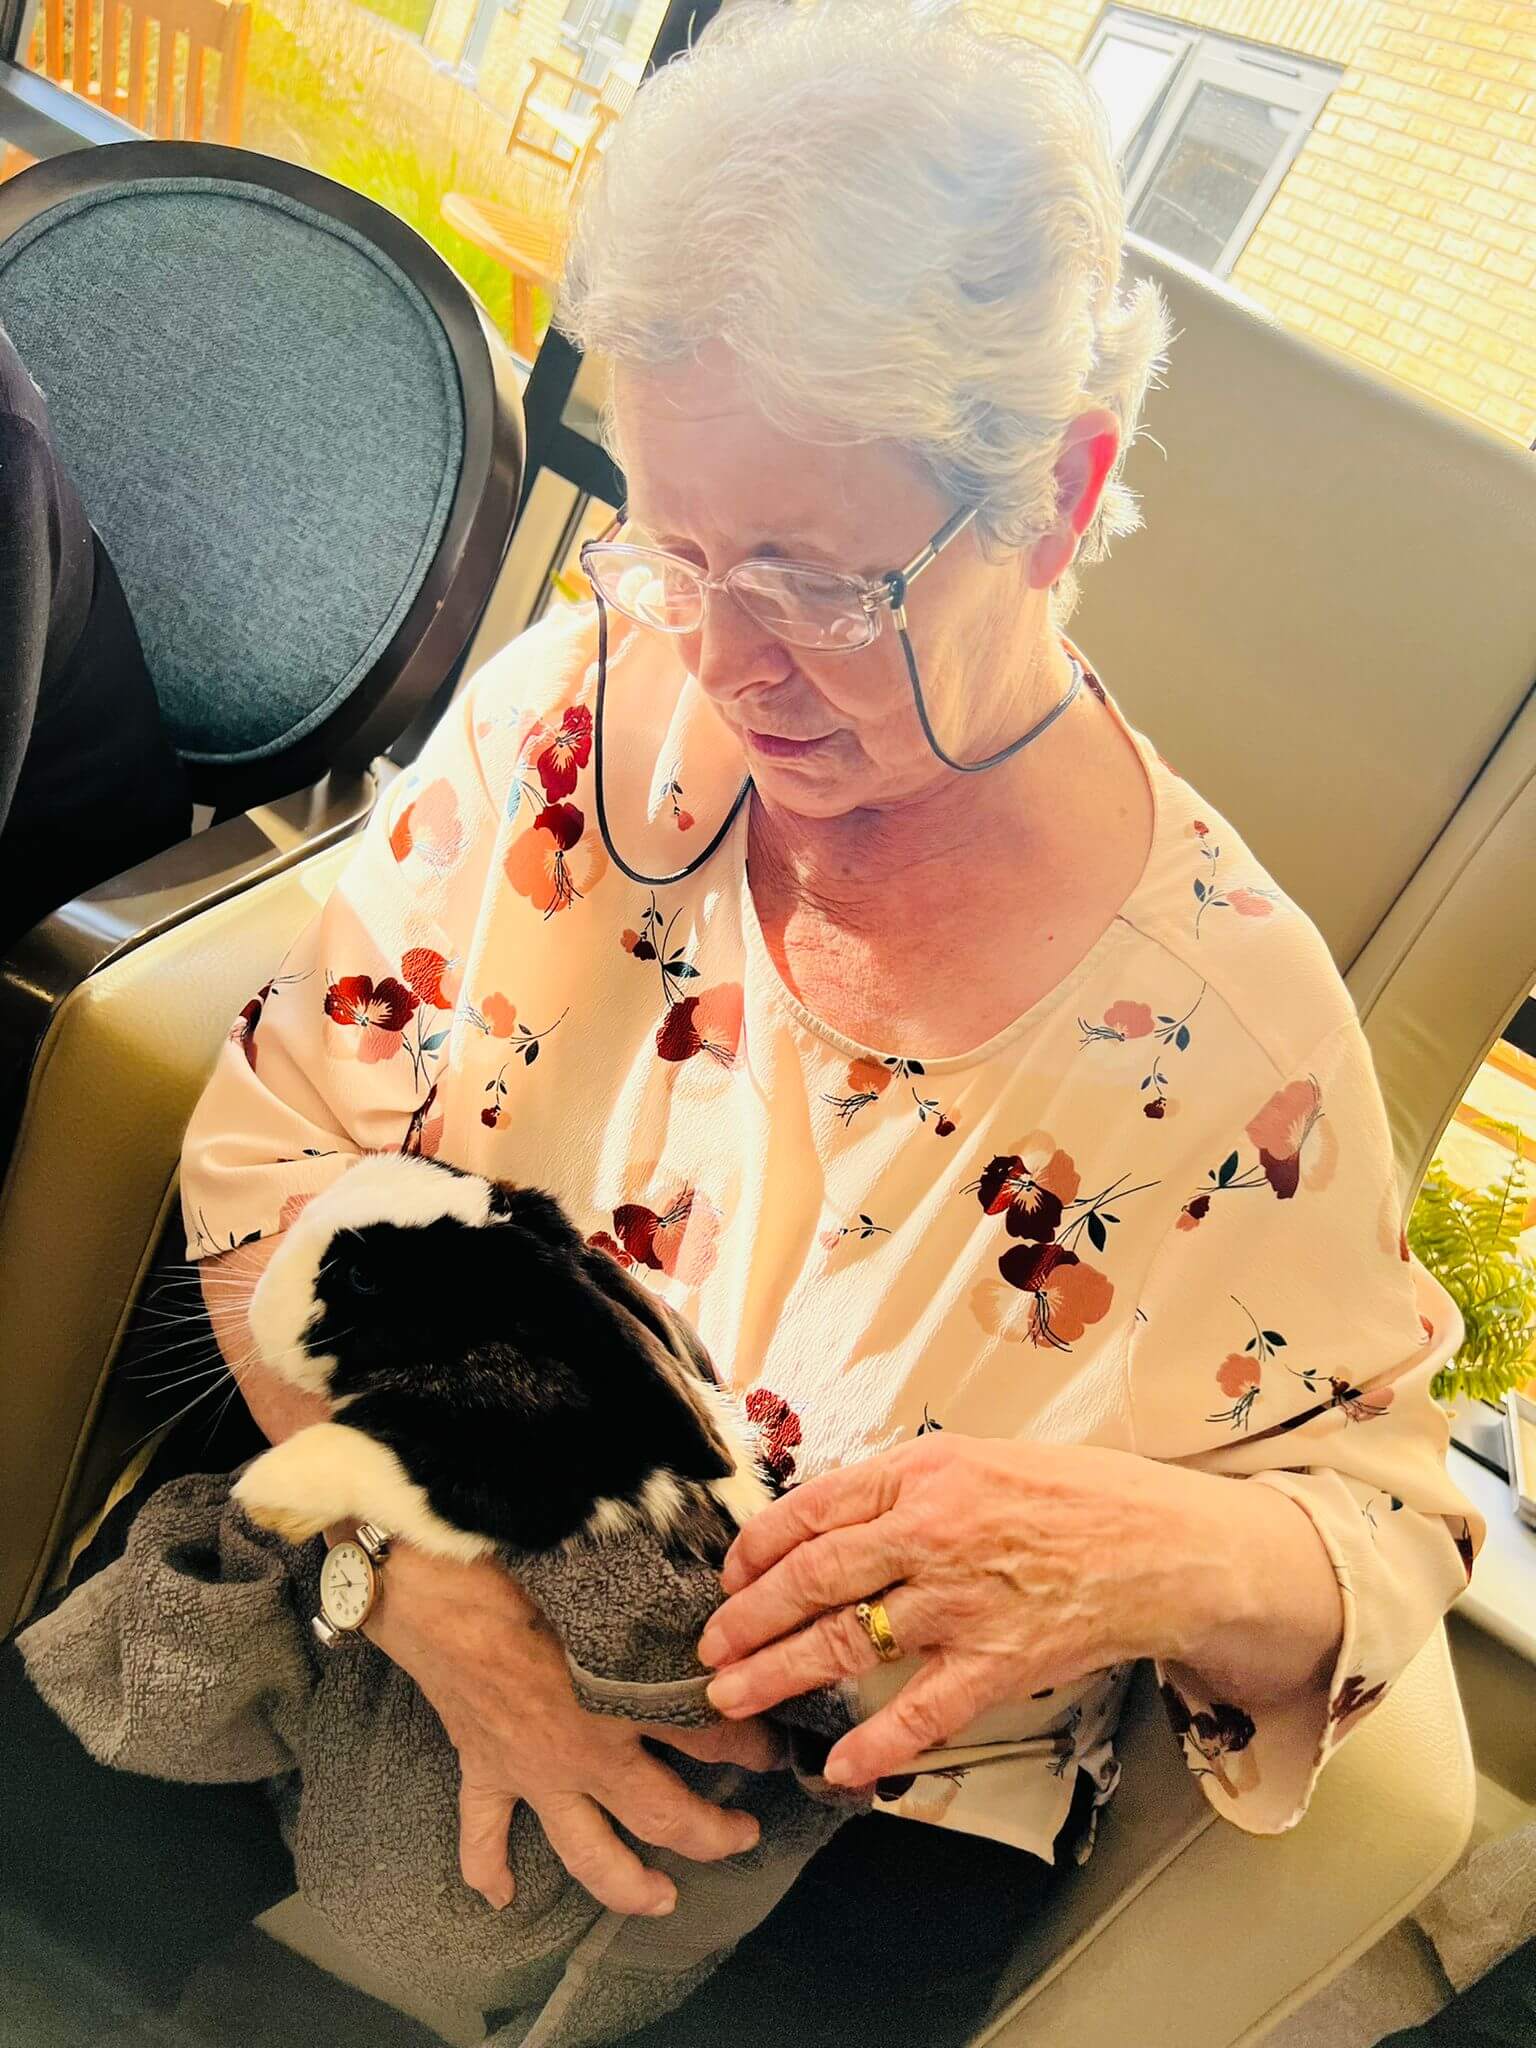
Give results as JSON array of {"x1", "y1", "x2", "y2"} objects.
[{"x1": 1083, "y1": 6, "x2": 1340, "y2": 281}]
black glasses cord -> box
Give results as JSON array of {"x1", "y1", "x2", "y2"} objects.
[{"x1": 590, "y1": 592, "x2": 1086, "y2": 888}]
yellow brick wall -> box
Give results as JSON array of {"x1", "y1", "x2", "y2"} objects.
[{"x1": 970, "y1": 1, "x2": 1535, "y2": 447}]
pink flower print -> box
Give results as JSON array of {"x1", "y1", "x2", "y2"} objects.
[
  {"x1": 480, "y1": 992, "x2": 519, "y2": 1038},
  {"x1": 1102, "y1": 1000, "x2": 1155, "y2": 1039},
  {"x1": 1225, "y1": 889, "x2": 1274, "y2": 919},
  {"x1": 407, "y1": 779, "x2": 466, "y2": 874},
  {"x1": 1246, "y1": 1074, "x2": 1338, "y2": 1199}
]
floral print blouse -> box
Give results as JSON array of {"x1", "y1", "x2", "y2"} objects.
[{"x1": 180, "y1": 601, "x2": 1485, "y2": 1868}]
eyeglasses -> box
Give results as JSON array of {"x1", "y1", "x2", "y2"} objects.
[{"x1": 579, "y1": 504, "x2": 979, "y2": 653}]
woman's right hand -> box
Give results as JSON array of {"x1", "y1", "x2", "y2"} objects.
[{"x1": 359, "y1": 1536, "x2": 785, "y2": 1918}]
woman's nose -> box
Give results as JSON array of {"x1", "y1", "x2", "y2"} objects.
[{"x1": 688, "y1": 587, "x2": 790, "y2": 707}]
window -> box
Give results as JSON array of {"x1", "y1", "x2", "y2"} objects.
[
  {"x1": 1082, "y1": 10, "x2": 1338, "y2": 279},
  {"x1": 1, "y1": 0, "x2": 670, "y2": 375}
]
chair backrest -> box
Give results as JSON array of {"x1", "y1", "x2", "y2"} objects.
[
  {"x1": 1073, "y1": 240, "x2": 1536, "y2": 1200},
  {"x1": 30, "y1": 0, "x2": 251, "y2": 145},
  {"x1": 0, "y1": 142, "x2": 525, "y2": 811}
]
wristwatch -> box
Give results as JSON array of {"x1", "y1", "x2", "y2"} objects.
[{"x1": 312, "y1": 1522, "x2": 392, "y2": 1646}]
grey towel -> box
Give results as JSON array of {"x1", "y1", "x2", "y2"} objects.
[{"x1": 16, "y1": 1468, "x2": 866, "y2": 2048}]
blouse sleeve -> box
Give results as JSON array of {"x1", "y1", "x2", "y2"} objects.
[
  {"x1": 178, "y1": 653, "x2": 504, "y2": 1262},
  {"x1": 1126, "y1": 1014, "x2": 1487, "y2": 1835}
]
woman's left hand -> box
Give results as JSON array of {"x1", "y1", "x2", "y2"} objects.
[{"x1": 696, "y1": 1432, "x2": 1221, "y2": 1785}]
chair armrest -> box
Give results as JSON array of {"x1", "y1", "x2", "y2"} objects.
[
  {"x1": 973, "y1": 1631, "x2": 1474, "y2": 2048},
  {"x1": 0, "y1": 768, "x2": 377, "y2": 1161},
  {"x1": 0, "y1": 771, "x2": 380, "y2": 1635}
]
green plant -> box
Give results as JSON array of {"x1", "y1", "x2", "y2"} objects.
[{"x1": 1407, "y1": 1121, "x2": 1536, "y2": 1405}]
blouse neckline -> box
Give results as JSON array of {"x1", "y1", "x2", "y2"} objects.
[{"x1": 735, "y1": 643, "x2": 1169, "y2": 1074}]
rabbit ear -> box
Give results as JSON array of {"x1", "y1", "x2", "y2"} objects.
[{"x1": 576, "y1": 1245, "x2": 733, "y2": 1483}]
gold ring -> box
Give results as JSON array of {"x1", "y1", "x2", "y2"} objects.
[{"x1": 854, "y1": 1598, "x2": 902, "y2": 1663}]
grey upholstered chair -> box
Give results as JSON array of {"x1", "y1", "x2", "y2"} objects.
[
  {"x1": 0, "y1": 142, "x2": 524, "y2": 1631},
  {"x1": 0, "y1": 141, "x2": 524, "y2": 815}
]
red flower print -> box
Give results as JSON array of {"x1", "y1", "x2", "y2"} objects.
[
  {"x1": 534, "y1": 705, "x2": 593, "y2": 802},
  {"x1": 1144, "y1": 1099, "x2": 1166, "y2": 1120},
  {"x1": 402, "y1": 1082, "x2": 442, "y2": 1158},
  {"x1": 656, "y1": 984, "x2": 744, "y2": 1066},
  {"x1": 389, "y1": 801, "x2": 415, "y2": 863},
  {"x1": 973, "y1": 1242, "x2": 1114, "y2": 1351},
  {"x1": 1244, "y1": 1077, "x2": 1335, "y2": 1198},
  {"x1": 676, "y1": 810, "x2": 695, "y2": 832},
  {"x1": 1102, "y1": 1000, "x2": 1155, "y2": 1039},
  {"x1": 1453, "y1": 1518, "x2": 1476, "y2": 1583},
  {"x1": 588, "y1": 1229, "x2": 634, "y2": 1268},
  {"x1": 536, "y1": 801, "x2": 584, "y2": 852},
  {"x1": 621, "y1": 928, "x2": 658, "y2": 961},
  {"x1": 1159, "y1": 1681, "x2": 1258, "y2": 1797},
  {"x1": 504, "y1": 807, "x2": 608, "y2": 915},
  {"x1": 608, "y1": 1186, "x2": 722, "y2": 1285},
  {"x1": 1329, "y1": 1673, "x2": 1388, "y2": 1728},
  {"x1": 230, "y1": 982, "x2": 273, "y2": 1070},
  {"x1": 1192, "y1": 821, "x2": 1210, "y2": 839},
  {"x1": 481, "y1": 1106, "x2": 503, "y2": 1129},
  {"x1": 934, "y1": 1116, "x2": 956, "y2": 1137},
  {"x1": 324, "y1": 975, "x2": 414, "y2": 1032},
  {"x1": 1400, "y1": 1229, "x2": 1412, "y2": 1262},
  {"x1": 975, "y1": 1137, "x2": 1081, "y2": 1241},
  {"x1": 325, "y1": 974, "x2": 418, "y2": 1063},
  {"x1": 745, "y1": 1387, "x2": 802, "y2": 1487},
  {"x1": 1177, "y1": 1193, "x2": 1211, "y2": 1230},
  {"x1": 401, "y1": 948, "x2": 454, "y2": 1010}
]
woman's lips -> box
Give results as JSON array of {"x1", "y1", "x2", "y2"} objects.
[{"x1": 746, "y1": 730, "x2": 830, "y2": 760}]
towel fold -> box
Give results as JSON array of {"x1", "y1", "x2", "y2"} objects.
[{"x1": 16, "y1": 1467, "x2": 865, "y2": 2048}]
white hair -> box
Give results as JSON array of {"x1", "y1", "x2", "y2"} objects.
[{"x1": 556, "y1": 0, "x2": 1176, "y2": 629}]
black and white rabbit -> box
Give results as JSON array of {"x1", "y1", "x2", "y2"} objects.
[{"x1": 233, "y1": 1154, "x2": 772, "y2": 1564}]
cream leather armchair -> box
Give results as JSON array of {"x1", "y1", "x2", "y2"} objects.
[{"x1": 2, "y1": 242, "x2": 1533, "y2": 2042}]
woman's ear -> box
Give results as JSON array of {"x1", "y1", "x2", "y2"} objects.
[{"x1": 1027, "y1": 408, "x2": 1121, "y2": 591}]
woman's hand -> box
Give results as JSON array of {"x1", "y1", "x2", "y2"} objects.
[
  {"x1": 362, "y1": 1539, "x2": 786, "y2": 1918},
  {"x1": 696, "y1": 1433, "x2": 1234, "y2": 1785}
]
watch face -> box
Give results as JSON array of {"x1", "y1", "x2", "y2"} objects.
[{"x1": 320, "y1": 1542, "x2": 375, "y2": 1629}]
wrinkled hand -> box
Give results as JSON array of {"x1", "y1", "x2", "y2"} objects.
[
  {"x1": 697, "y1": 1433, "x2": 1208, "y2": 1785},
  {"x1": 364, "y1": 1539, "x2": 785, "y2": 1918}
]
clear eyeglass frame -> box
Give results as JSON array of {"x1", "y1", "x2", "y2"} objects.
[{"x1": 578, "y1": 503, "x2": 980, "y2": 653}]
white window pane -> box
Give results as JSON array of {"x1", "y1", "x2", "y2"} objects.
[
  {"x1": 1129, "y1": 81, "x2": 1293, "y2": 271},
  {"x1": 1084, "y1": 34, "x2": 1176, "y2": 162}
]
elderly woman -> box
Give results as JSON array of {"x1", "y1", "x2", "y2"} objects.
[{"x1": 169, "y1": 1, "x2": 1485, "y2": 2039}]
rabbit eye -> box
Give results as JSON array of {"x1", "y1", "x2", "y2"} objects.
[{"x1": 346, "y1": 1263, "x2": 381, "y2": 1297}]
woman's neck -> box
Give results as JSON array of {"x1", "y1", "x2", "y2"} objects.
[{"x1": 747, "y1": 639, "x2": 1097, "y2": 938}]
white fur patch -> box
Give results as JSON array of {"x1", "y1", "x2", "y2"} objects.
[
  {"x1": 252, "y1": 1156, "x2": 495, "y2": 1396},
  {"x1": 234, "y1": 1420, "x2": 496, "y2": 1561},
  {"x1": 701, "y1": 1383, "x2": 774, "y2": 1526}
]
